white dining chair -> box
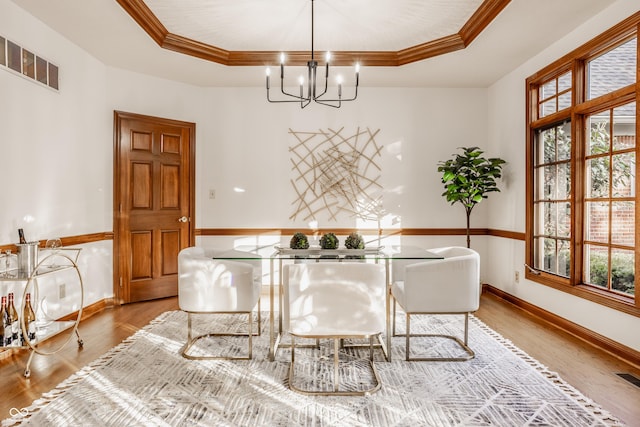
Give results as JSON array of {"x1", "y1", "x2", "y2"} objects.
[
  {"x1": 391, "y1": 246, "x2": 480, "y2": 361},
  {"x1": 283, "y1": 262, "x2": 386, "y2": 395},
  {"x1": 178, "y1": 246, "x2": 261, "y2": 360}
]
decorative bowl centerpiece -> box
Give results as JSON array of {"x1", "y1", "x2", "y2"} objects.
[{"x1": 290, "y1": 232, "x2": 310, "y2": 250}]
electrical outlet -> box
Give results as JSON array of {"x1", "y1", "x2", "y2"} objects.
[
  {"x1": 514, "y1": 271, "x2": 520, "y2": 283},
  {"x1": 59, "y1": 283, "x2": 66, "y2": 299},
  {"x1": 209, "y1": 189, "x2": 216, "y2": 199}
]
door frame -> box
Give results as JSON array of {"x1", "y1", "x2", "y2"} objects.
[{"x1": 113, "y1": 110, "x2": 196, "y2": 304}]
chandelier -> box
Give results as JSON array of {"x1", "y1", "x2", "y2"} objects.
[{"x1": 265, "y1": 0, "x2": 360, "y2": 109}]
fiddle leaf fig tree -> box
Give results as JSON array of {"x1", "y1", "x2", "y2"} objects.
[{"x1": 437, "y1": 146, "x2": 506, "y2": 248}]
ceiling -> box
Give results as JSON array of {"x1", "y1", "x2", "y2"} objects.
[
  {"x1": 146, "y1": 0, "x2": 485, "y2": 52},
  {"x1": 12, "y1": 0, "x2": 616, "y2": 88}
]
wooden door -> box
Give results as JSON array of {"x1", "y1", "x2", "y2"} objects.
[{"x1": 114, "y1": 111, "x2": 195, "y2": 304}]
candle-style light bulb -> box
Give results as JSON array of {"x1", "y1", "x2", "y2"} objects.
[
  {"x1": 337, "y1": 75, "x2": 343, "y2": 97},
  {"x1": 355, "y1": 63, "x2": 360, "y2": 74},
  {"x1": 299, "y1": 75, "x2": 304, "y2": 100},
  {"x1": 279, "y1": 53, "x2": 285, "y2": 78},
  {"x1": 265, "y1": 67, "x2": 271, "y2": 89},
  {"x1": 325, "y1": 51, "x2": 331, "y2": 63}
]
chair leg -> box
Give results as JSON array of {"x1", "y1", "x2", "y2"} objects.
[
  {"x1": 464, "y1": 311, "x2": 469, "y2": 346},
  {"x1": 404, "y1": 312, "x2": 475, "y2": 362},
  {"x1": 369, "y1": 336, "x2": 375, "y2": 362},
  {"x1": 248, "y1": 310, "x2": 253, "y2": 360},
  {"x1": 257, "y1": 299, "x2": 261, "y2": 336},
  {"x1": 181, "y1": 310, "x2": 257, "y2": 360},
  {"x1": 333, "y1": 339, "x2": 340, "y2": 392},
  {"x1": 392, "y1": 296, "x2": 398, "y2": 336},
  {"x1": 406, "y1": 313, "x2": 411, "y2": 361},
  {"x1": 288, "y1": 335, "x2": 382, "y2": 396},
  {"x1": 187, "y1": 312, "x2": 193, "y2": 343}
]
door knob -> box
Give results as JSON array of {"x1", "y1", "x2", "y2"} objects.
[{"x1": 178, "y1": 216, "x2": 189, "y2": 223}]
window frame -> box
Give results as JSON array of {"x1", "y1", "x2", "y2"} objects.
[{"x1": 525, "y1": 14, "x2": 640, "y2": 317}]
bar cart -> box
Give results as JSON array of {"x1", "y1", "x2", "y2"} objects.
[{"x1": 1, "y1": 247, "x2": 84, "y2": 377}]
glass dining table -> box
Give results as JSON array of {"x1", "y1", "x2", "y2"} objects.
[{"x1": 212, "y1": 245, "x2": 443, "y2": 362}]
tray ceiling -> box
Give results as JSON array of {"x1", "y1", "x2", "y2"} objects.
[
  {"x1": 144, "y1": 0, "x2": 484, "y2": 52},
  {"x1": 10, "y1": 0, "x2": 619, "y2": 87}
]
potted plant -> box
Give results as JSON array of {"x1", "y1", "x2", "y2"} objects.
[
  {"x1": 437, "y1": 146, "x2": 506, "y2": 248},
  {"x1": 319, "y1": 232, "x2": 339, "y2": 249},
  {"x1": 344, "y1": 232, "x2": 365, "y2": 260},
  {"x1": 289, "y1": 232, "x2": 310, "y2": 249},
  {"x1": 344, "y1": 232, "x2": 365, "y2": 249}
]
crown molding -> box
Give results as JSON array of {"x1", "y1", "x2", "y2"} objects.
[
  {"x1": 115, "y1": 0, "x2": 167, "y2": 45},
  {"x1": 459, "y1": 0, "x2": 511, "y2": 45}
]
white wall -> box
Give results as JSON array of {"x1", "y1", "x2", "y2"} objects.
[
  {"x1": 0, "y1": 0, "x2": 112, "y2": 315},
  {"x1": 196, "y1": 86, "x2": 489, "y2": 230},
  {"x1": 486, "y1": 0, "x2": 640, "y2": 351}
]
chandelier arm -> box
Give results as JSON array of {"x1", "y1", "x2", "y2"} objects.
[
  {"x1": 314, "y1": 99, "x2": 341, "y2": 108},
  {"x1": 316, "y1": 86, "x2": 358, "y2": 103},
  {"x1": 266, "y1": 75, "x2": 305, "y2": 103},
  {"x1": 315, "y1": 72, "x2": 359, "y2": 102},
  {"x1": 266, "y1": 66, "x2": 312, "y2": 102},
  {"x1": 266, "y1": 79, "x2": 311, "y2": 103},
  {"x1": 281, "y1": 80, "x2": 305, "y2": 100},
  {"x1": 267, "y1": 94, "x2": 309, "y2": 104}
]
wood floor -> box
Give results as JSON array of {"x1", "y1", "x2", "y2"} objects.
[{"x1": 1, "y1": 292, "x2": 639, "y2": 425}]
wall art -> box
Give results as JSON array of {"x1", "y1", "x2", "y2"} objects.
[{"x1": 289, "y1": 127, "x2": 383, "y2": 222}]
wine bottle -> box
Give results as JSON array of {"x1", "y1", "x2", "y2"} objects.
[
  {"x1": 7, "y1": 293, "x2": 19, "y2": 343},
  {"x1": 1, "y1": 296, "x2": 9, "y2": 346},
  {"x1": 23, "y1": 293, "x2": 36, "y2": 341},
  {"x1": 18, "y1": 228, "x2": 27, "y2": 244},
  {"x1": 0, "y1": 296, "x2": 7, "y2": 346}
]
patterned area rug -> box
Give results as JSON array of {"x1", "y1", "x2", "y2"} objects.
[{"x1": 3, "y1": 310, "x2": 623, "y2": 426}]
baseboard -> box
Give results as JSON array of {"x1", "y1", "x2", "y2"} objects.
[
  {"x1": 57, "y1": 298, "x2": 114, "y2": 322},
  {"x1": 483, "y1": 284, "x2": 640, "y2": 369}
]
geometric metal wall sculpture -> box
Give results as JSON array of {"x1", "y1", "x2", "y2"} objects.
[{"x1": 289, "y1": 127, "x2": 383, "y2": 222}]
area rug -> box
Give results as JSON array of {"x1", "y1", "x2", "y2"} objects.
[{"x1": 2, "y1": 310, "x2": 623, "y2": 426}]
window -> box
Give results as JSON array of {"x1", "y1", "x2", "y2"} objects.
[
  {"x1": 526, "y1": 16, "x2": 639, "y2": 316},
  {"x1": 533, "y1": 122, "x2": 572, "y2": 277},
  {"x1": 584, "y1": 103, "x2": 636, "y2": 296},
  {"x1": 588, "y1": 38, "x2": 637, "y2": 100},
  {"x1": 539, "y1": 71, "x2": 572, "y2": 118}
]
